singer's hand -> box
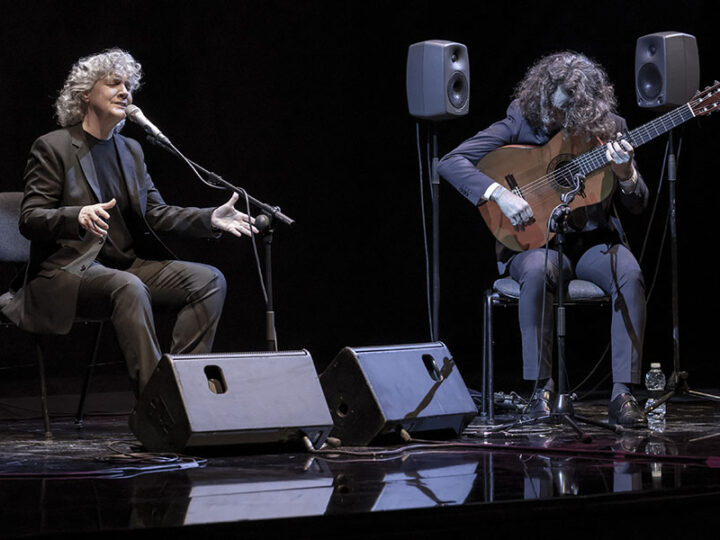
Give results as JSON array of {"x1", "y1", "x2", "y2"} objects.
[
  {"x1": 79, "y1": 199, "x2": 116, "y2": 237},
  {"x1": 211, "y1": 193, "x2": 259, "y2": 238}
]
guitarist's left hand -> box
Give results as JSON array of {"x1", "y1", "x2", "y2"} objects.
[{"x1": 605, "y1": 132, "x2": 636, "y2": 181}]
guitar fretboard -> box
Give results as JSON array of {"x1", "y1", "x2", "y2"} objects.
[{"x1": 569, "y1": 103, "x2": 695, "y2": 178}]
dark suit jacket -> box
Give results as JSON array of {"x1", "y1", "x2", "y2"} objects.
[{"x1": 2, "y1": 124, "x2": 217, "y2": 334}]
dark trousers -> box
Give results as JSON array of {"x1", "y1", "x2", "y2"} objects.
[
  {"x1": 509, "y1": 242, "x2": 645, "y2": 385},
  {"x1": 76, "y1": 258, "x2": 227, "y2": 395}
]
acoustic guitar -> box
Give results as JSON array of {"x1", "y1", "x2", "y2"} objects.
[{"x1": 476, "y1": 81, "x2": 720, "y2": 252}]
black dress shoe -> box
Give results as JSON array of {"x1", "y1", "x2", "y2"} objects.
[
  {"x1": 608, "y1": 393, "x2": 647, "y2": 428},
  {"x1": 523, "y1": 388, "x2": 556, "y2": 419}
]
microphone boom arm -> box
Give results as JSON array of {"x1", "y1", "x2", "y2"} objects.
[{"x1": 146, "y1": 134, "x2": 294, "y2": 227}]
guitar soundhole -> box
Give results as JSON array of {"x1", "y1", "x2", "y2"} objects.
[{"x1": 548, "y1": 154, "x2": 577, "y2": 192}]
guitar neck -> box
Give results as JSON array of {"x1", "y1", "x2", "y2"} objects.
[
  {"x1": 628, "y1": 103, "x2": 695, "y2": 146},
  {"x1": 575, "y1": 103, "x2": 695, "y2": 177}
]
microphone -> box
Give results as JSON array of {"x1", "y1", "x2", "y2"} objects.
[
  {"x1": 125, "y1": 105, "x2": 171, "y2": 146},
  {"x1": 255, "y1": 213, "x2": 271, "y2": 232}
]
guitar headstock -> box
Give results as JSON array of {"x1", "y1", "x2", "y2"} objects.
[{"x1": 691, "y1": 81, "x2": 720, "y2": 117}]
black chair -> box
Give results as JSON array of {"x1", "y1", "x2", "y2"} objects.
[
  {"x1": 0, "y1": 192, "x2": 106, "y2": 437},
  {"x1": 480, "y1": 276, "x2": 609, "y2": 423}
]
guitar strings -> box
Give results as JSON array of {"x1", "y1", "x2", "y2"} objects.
[
  {"x1": 523, "y1": 104, "x2": 692, "y2": 195},
  {"x1": 507, "y1": 103, "x2": 696, "y2": 205},
  {"x1": 492, "y1": 85, "x2": 715, "y2": 221}
]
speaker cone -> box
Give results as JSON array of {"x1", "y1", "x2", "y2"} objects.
[
  {"x1": 447, "y1": 71, "x2": 468, "y2": 109},
  {"x1": 638, "y1": 63, "x2": 663, "y2": 101}
]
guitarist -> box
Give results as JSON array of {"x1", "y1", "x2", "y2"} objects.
[{"x1": 438, "y1": 51, "x2": 649, "y2": 427}]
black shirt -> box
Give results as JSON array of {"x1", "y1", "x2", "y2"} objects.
[{"x1": 85, "y1": 131, "x2": 137, "y2": 269}]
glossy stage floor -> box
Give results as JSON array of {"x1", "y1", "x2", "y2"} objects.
[{"x1": 2, "y1": 394, "x2": 720, "y2": 539}]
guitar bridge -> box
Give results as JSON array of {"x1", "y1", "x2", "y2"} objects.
[{"x1": 504, "y1": 174, "x2": 525, "y2": 199}]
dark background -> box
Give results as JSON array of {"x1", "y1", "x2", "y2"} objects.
[{"x1": 1, "y1": 0, "x2": 717, "y2": 402}]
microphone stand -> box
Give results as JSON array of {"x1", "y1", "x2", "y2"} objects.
[
  {"x1": 146, "y1": 135, "x2": 292, "y2": 352},
  {"x1": 259, "y1": 213, "x2": 278, "y2": 352},
  {"x1": 486, "y1": 179, "x2": 621, "y2": 440},
  {"x1": 547, "y1": 188, "x2": 619, "y2": 439}
]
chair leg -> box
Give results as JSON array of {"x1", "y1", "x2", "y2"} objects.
[
  {"x1": 481, "y1": 290, "x2": 496, "y2": 424},
  {"x1": 481, "y1": 291, "x2": 489, "y2": 420},
  {"x1": 486, "y1": 292, "x2": 496, "y2": 424},
  {"x1": 74, "y1": 321, "x2": 104, "y2": 425},
  {"x1": 34, "y1": 337, "x2": 52, "y2": 439}
]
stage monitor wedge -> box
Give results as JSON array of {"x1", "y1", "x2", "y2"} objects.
[
  {"x1": 320, "y1": 342, "x2": 477, "y2": 446},
  {"x1": 129, "y1": 350, "x2": 334, "y2": 452},
  {"x1": 635, "y1": 31, "x2": 699, "y2": 110},
  {"x1": 407, "y1": 40, "x2": 470, "y2": 120}
]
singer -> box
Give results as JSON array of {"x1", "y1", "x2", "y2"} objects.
[
  {"x1": 438, "y1": 52, "x2": 649, "y2": 427},
  {"x1": 1, "y1": 48, "x2": 256, "y2": 396}
]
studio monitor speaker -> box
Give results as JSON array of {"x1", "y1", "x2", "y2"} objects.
[
  {"x1": 319, "y1": 342, "x2": 477, "y2": 446},
  {"x1": 407, "y1": 40, "x2": 470, "y2": 120},
  {"x1": 635, "y1": 31, "x2": 699, "y2": 110},
  {"x1": 129, "y1": 351, "x2": 334, "y2": 452}
]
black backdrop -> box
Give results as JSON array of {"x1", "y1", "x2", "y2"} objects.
[{"x1": 2, "y1": 0, "x2": 718, "y2": 396}]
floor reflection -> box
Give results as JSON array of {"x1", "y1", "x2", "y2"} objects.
[{"x1": 0, "y1": 399, "x2": 719, "y2": 536}]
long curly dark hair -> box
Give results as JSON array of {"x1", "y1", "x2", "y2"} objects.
[{"x1": 514, "y1": 51, "x2": 618, "y2": 140}]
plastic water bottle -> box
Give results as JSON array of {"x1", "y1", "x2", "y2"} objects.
[{"x1": 644, "y1": 363, "x2": 666, "y2": 430}]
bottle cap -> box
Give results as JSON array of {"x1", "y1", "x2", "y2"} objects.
[{"x1": 650, "y1": 362, "x2": 661, "y2": 369}]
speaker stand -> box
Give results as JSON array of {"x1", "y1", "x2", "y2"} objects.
[
  {"x1": 430, "y1": 124, "x2": 440, "y2": 341},
  {"x1": 647, "y1": 130, "x2": 720, "y2": 413}
]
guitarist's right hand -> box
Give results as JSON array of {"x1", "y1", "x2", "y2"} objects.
[{"x1": 490, "y1": 186, "x2": 535, "y2": 231}]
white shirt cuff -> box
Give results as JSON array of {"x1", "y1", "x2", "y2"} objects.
[{"x1": 483, "y1": 182, "x2": 503, "y2": 201}]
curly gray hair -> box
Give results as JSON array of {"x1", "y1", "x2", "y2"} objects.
[
  {"x1": 514, "y1": 51, "x2": 618, "y2": 141},
  {"x1": 54, "y1": 48, "x2": 142, "y2": 131}
]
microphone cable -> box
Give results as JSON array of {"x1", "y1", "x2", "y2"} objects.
[
  {"x1": 143, "y1": 134, "x2": 275, "y2": 344},
  {"x1": 569, "y1": 133, "x2": 681, "y2": 399},
  {"x1": 522, "y1": 203, "x2": 563, "y2": 415}
]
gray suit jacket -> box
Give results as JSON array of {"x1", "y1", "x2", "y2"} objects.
[{"x1": 2, "y1": 124, "x2": 217, "y2": 334}]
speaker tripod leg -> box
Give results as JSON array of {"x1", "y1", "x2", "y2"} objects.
[
  {"x1": 686, "y1": 389, "x2": 720, "y2": 401},
  {"x1": 558, "y1": 414, "x2": 591, "y2": 442}
]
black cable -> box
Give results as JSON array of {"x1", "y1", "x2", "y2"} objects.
[
  {"x1": 145, "y1": 135, "x2": 270, "y2": 304},
  {"x1": 638, "y1": 138, "x2": 670, "y2": 264},
  {"x1": 569, "y1": 343, "x2": 610, "y2": 397},
  {"x1": 568, "y1": 134, "x2": 682, "y2": 397},
  {"x1": 575, "y1": 371, "x2": 611, "y2": 401},
  {"x1": 146, "y1": 135, "x2": 277, "y2": 345},
  {"x1": 645, "y1": 136, "x2": 682, "y2": 305},
  {"x1": 0, "y1": 454, "x2": 206, "y2": 479},
  {"x1": 523, "y1": 202, "x2": 563, "y2": 414}
]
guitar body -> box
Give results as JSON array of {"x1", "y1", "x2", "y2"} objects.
[{"x1": 477, "y1": 131, "x2": 615, "y2": 251}]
